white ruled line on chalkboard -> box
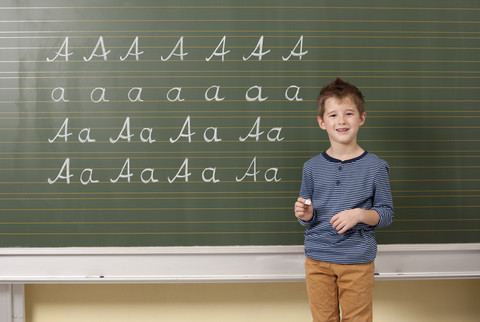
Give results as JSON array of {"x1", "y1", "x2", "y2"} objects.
[{"x1": 3, "y1": 6, "x2": 480, "y2": 11}]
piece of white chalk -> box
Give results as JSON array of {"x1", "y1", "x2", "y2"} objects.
[{"x1": 304, "y1": 199, "x2": 312, "y2": 206}]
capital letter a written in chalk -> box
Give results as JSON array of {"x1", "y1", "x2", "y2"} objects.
[
  {"x1": 46, "y1": 37, "x2": 73, "y2": 62},
  {"x1": 243, "y1": 36, "x2": 270, "y2": 61},
  {"x1": 161, "y1": 36, "x2": 188, "y2": 61}
]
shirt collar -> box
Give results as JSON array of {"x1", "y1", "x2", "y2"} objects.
[{"x1": 322, "y1": 150, "x2": 368, "y2": 163}]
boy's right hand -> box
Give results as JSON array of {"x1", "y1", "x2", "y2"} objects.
[{"x1": 294, "y1": 198, "x2": 313, "y2": 222}]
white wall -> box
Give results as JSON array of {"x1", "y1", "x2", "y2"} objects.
[{"x1": 26, "y1": 279, "x2": 480, "y2": 322}]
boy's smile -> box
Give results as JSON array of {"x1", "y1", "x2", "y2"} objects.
[{"x1": 317, "y1": 96, "x2": 366, "y2": 148}]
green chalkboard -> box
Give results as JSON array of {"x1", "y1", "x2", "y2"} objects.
[{"x1": 0, "y1": 0, "x2": 479, "y2": 247}]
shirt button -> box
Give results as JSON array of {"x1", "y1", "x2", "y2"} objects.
[
  {"x1": 336, "y1": 180, "x2": 341, "y2": 186},
  {"x1": 338, "y1": 166, "x2": 342, "y2": 171}
]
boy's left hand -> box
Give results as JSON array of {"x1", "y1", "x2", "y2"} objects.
[{"x1": 330, "y1": 209, "x2": 361, "y2": 234}]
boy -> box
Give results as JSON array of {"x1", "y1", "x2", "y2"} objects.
[{"x1": 294, "y1": 78, "x2": 394, "y2": 322}]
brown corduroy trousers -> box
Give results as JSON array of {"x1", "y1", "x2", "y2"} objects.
[{"x1": 305, "y1": 257, "x2": 375, "y2": 322}]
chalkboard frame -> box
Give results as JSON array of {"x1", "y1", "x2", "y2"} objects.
[{"x1": 0, "y1": 244, "x2": 479, "y2": 283}]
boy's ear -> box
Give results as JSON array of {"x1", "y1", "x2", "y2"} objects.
[
  {"x1": 317, "y1": 115, "x2": 326, "y2": 130},
  {"x1": 359, "y1": 112, "x2": 367, "y2": 126}
]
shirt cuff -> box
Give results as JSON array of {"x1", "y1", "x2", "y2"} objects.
[{"x1": 298, "y1": 210, "x2": 317, "y2": 226}]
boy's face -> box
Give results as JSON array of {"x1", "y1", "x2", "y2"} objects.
[{"x1": 317, "y1": 96, "x2": 366, "y2": 147}]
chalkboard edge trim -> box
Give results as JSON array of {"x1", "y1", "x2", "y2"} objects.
[
  {"x1": 0, "y1": 243, "x2": 479, "y2": 283},
  {"x1": 0, "y1": 243, "x2": 478, "y2": 255}
]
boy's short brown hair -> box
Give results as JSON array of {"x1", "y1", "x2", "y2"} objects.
[{"x1": 317, "y1": 78, "x2": 365, "y2": 118}]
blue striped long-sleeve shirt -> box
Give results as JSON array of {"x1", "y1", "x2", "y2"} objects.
[{"x1": 299, "y1": 151, "x2": 394, "y2": 264}]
